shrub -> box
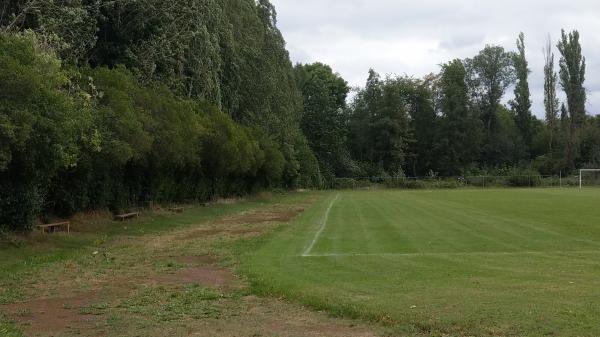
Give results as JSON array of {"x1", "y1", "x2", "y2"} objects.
[
  {"x1": 0, "y1": 183, "x2": 43, "y2": 231},
  {"x1": 0, "y1": 33, "x2": 87, "y2": 230},
  {"x1": 505, "y1": 168, "x2": 542, "y2": 187},
  {"x1": 0, "y1": 33, "x2": 323, "y2": 231}
]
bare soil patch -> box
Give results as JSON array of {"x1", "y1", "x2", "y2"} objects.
[
  {"x1": 179, "y1": 204, "x2": 306, "y2": 240},
  {"x1": 2, "y1": 291, "x2": 100, "y2": 336},
  {"x1": 173, "y1": 255, "x2": 216, "y2": 265},
  {"x1": 215, "y1": 205, "x2": 306, "y2": 226},
  {"x1": 184, "y1": 228, "x2": 226, "y2": 239}
]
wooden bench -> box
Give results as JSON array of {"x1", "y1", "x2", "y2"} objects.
[
  {"x1": 114, "y1": 212, "x2": 140, "y2": 221},
  {"x1": 169, "y1": 207, "x2": 185, "y2": 213},
  {"x1": 37, "y1": 221, "x2": 70, "y2": 234}
]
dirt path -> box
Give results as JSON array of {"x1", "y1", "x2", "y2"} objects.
[{"x1": 1, "y1": 201, "x2": 381, "y2": 337}]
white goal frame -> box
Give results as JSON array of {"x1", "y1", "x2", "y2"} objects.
[{"x1": 579, "y1": 169, "x2": 600, "y2": 189}]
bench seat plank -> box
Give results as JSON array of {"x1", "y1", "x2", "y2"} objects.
[
  {"x1": 37, "y1": 222, "x2": 70, "y2": 233},
  {"x1": 114, "y1": 212, "x2": 140, "y2": 221}
]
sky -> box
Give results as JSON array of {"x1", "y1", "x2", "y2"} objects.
[{"x1": 270, "y1": 0, "x2": 600, "y2": 118}]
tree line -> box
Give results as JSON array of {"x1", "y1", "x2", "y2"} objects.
[
  {"x1": 0, "y1": 0, "x2": 598, "y2": 231},
  {"x1": 299, "y1": 31, "x2": 598, "y2": 180},
  {"x1": 1, "y1": 0, "x2": 320, "y2": 231}
]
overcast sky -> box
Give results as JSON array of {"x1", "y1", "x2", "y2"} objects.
[{"x1": 270, "y1": 0, "x2": 600, "y2": 118}]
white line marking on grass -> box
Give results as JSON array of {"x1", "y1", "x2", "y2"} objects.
[
  {"x1": 301, "y1": 250, "x2": 600, "y2": 258},
  {"x1": 302, "y1": 194, "x2": 340, "y2": 257}
]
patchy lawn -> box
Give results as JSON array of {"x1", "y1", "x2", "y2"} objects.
[{"x1": 0, "y1": 192, "x2": 380, "y2": 337}]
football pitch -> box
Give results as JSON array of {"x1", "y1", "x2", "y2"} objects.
[{"x1": 240, "y1": 188, "x2": 600, "y2": 336}]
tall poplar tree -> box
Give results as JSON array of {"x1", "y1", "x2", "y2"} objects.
[
  {"x1": 511, "y1": 32, "x2": 533, "y2": 156},
  {"x1": 557, "y1": 29, "x2": 586, "y2": 169},
  {"x1": 544, "y1": 37, "x2": 559, "y2": 152}
]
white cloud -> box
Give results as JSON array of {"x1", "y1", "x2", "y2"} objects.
[{"x1": 272, "y1": 0, "x2": 600, "y2": 117}]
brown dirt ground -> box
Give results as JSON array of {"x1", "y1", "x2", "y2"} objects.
[
  {"x1": 179, "y1": 205, "x2": 307, "y2": 241},
  {"x1": 214, "y1": 205, "x2": 306, "y2": 226},
  {"x1": 3, "y1": 293, "x2": 96, "y2": 335},
  {"x1": 173, "y1": 255, "x2": 217, "y2": 265},
  {"x1": 1, "y1": 202, "x2": 381, "y2": 337}
]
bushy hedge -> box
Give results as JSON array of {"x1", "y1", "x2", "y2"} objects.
[
  {"x1": 0, "y1": 33, "x2": 320, "y2": 231},
  {"x1": 0, "y1": 33, "x2": 87, "y2": 230},
  {"x1": 0, "y1": 183, "x2": 43, "y2": 231},
  {"x1": 384, "y1": 178, "x2": 463, "y2": 189},
  {"x1": 478, "y1": 168, "x2": 543, "y2": 187}
]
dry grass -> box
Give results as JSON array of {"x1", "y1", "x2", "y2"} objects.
[{"x1": 1, "y1": 194, "x2": 381, "y2": 337}]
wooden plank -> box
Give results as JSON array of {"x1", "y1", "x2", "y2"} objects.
[
  {"x1": 114, "y1": 212, "x2": 140, "y2": 221},
  {"x1": 36, "y1": 222, "x2": 70, "y2": 228},
  {"x1": 36, "y1": 222, "x2": 70, "y2": 234}
]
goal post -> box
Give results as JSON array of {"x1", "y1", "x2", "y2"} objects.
[{"x1": 579, "y1": 169, "x2": 600, "y2": 189}]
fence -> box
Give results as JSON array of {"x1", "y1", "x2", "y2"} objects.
[{"x1": 330, "y1": 174, "x2": 592, "y2": 190}]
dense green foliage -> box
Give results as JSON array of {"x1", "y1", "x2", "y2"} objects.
[
  {"x1": 296, "y1": 30, "x2": 596, "y2": 181},
  {"x1": 2, "y1": 0, "x2": 600, "y2": 230},
  {"x1": 338, "y1": 31, "x2": 596, "y2": 179},
  {"x1": 0, "y1": 0, "x2": 324, "y2": 230},
  {"x1": 347, "y1": 70, "x2": 413, "y2": 176},
  {"x1": 0, "y1": 30, "x2": 312, "y2": 230},
  {"x1": 241, "y1": 189, "x2": 600, "y2": 336},
  {"x1": 435, "y1": 60, "x2": 482, "y2": 175},
  {"x1": 294, "y1": 63, "x2": 351, "y2": 181},
  {"x1": 0, "y1": 33, "x2": 88, "y2": 230}
]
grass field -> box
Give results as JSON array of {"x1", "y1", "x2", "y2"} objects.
[
  {"x1": 1, "y1": 193, "x2": 382, "y2": 337},
  {"x1": 240, "y1": 188, "x2": 600, "y2": 336}
]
